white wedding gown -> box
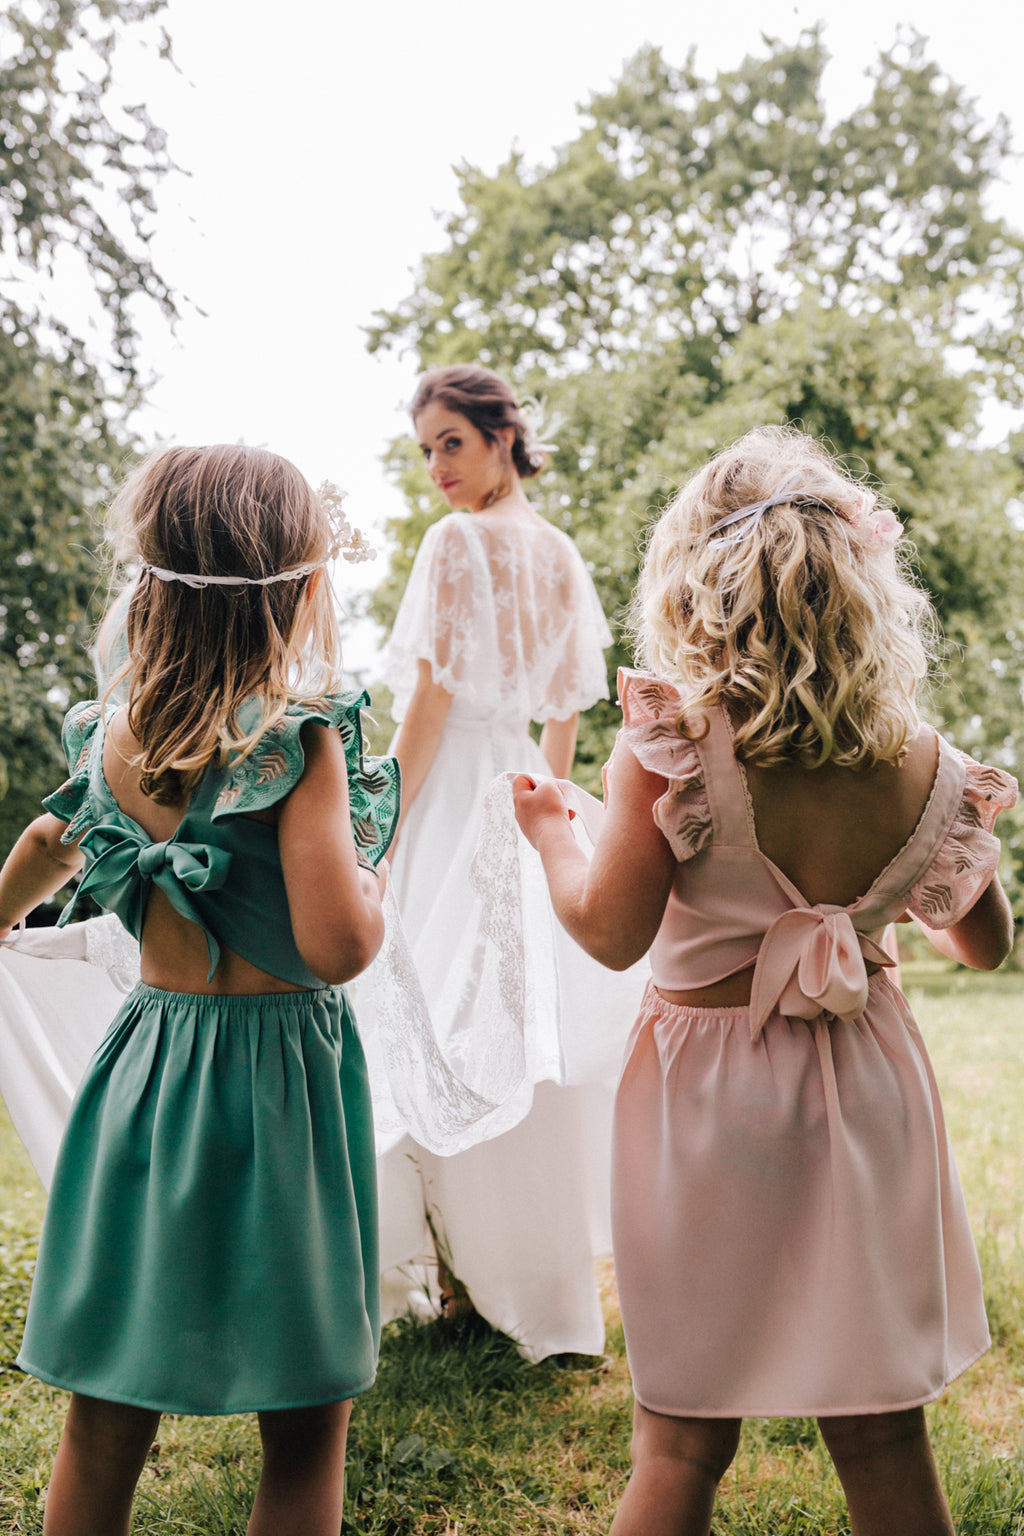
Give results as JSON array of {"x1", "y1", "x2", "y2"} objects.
[{"x1": 0, "y1": 514, "x2": 648, "y2": 1362}]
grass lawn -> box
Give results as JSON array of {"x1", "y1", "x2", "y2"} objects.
[{"x1": 0, "y1": 966, "x2": 1022, "y2": 1533}]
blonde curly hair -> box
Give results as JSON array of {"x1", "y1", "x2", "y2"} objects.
[{"x1": 629, "y1": 426, "x2": 938, "y2": 769}]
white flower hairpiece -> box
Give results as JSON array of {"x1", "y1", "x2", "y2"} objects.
[
  {"x1": 516, "y1": 396, "x2": 561, "y2": 465},
  {"x1": 316, "y1": 482, "x2": 377, "y2": 565}
]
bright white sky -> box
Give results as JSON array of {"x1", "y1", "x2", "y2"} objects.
[{"x1": 86, "y1": 0, "x2": 1024, "y2": 669}]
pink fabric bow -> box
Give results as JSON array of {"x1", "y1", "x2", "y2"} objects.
[
  {"x1": 846, "y1": 489, "x2": 903, "y2": 548},
  {"x1": 749, "y1": 906, "x2": 894, "y2": 1041}
]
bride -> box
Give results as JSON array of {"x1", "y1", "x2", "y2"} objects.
[{"x1": 376, "y1": 364, "x2": 643, "y2": 1360}]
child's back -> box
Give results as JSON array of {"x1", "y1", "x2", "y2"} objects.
[
  {"x1": 0, "y1": 444, "x2": 397, "y2": 1536},
  {"x1": 515, "y1": 425, "x2": 1017, "y2": 1536}
]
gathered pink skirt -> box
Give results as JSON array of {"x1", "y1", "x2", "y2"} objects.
[{"x1": 611, "y1": 976, "x2": 989, "y2": 1418}]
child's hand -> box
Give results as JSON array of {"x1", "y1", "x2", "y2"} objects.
[{"x1": 512, "y1": 775, "x2": 573, "y2": 850}]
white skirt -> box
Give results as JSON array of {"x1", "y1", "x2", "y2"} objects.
[{"x1": 377, "y1": 712, "x2": 645, "y2": 1359}]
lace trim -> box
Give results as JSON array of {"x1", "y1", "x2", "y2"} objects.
[
  {"x1": 906, "y1": 754, "x2": 1018, "y2": 928},
  {"x1": 83, "y1": 914, "x2": 142, "y2": 993},
  {"x1": 347, "y1": 883, "x2": 534, "y2": 1155},
  {"x1": 617, "y1": 669, "x2": 712, "y2": 861}
]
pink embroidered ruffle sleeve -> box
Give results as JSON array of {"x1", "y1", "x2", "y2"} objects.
[{"x1": 614, "y1": 668, "x2": 1017, "y2": 1038}]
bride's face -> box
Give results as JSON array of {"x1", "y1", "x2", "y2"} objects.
[{"x1": 415, "y1": 400, "x2": 510, "y2": 512}]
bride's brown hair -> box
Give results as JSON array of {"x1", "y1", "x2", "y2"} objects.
[
  {"x1": 411, "y1": 365, "x2": 548, "y2": 487},
  {"x1": 104, "y1": 444, "x2": 345, "y2": 803}
]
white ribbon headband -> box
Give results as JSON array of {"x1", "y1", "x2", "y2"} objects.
[{"x1": 143, "y1": 559, "x2": 327, "y2": 590}]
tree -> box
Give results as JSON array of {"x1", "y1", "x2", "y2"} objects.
[
  {"x1": 0, "y1": 0, "x2": 175, "y2": 858},
  {"x1": 367, "y1": 29, "x2": 1024, "y2": 918}
]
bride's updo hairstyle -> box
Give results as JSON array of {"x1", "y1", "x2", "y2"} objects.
[
  {"x1": 411, "y1": 365, "x2": 549, "y2": 494},
  {"x1": 105, "y1": 443, "x2": 345, "y2": 803},
  {"x1": 631, "y1": 425, "x2": 938, "y2": 771}
]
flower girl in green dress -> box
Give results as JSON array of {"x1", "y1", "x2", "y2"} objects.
[{"x1": 0, "y1": 445, "x2": 397, "y2": 1536}]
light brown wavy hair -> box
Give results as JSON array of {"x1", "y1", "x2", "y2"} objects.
[
  {"x1": 104, "y1": 444, "x2": 346, "y2": 803},
  {"x1": 629, "y1": 426, "x2": 938, "y2": 769}
]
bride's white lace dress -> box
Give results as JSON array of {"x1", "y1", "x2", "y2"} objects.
[{"x1": 375, "y1": 506, "x2": 647, "y2": 1360}]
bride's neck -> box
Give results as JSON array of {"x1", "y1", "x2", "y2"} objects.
[{"x1": 474, "y1": 485, "x2": 533, "y2": 515}]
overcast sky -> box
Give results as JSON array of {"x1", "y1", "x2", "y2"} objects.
[{"x1": 71, "y1": 0, "x2": 1024, "y2": 670}]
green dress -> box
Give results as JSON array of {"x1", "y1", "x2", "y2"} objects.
[{"x1": 17, "y1": 692, "x2": 398, "y2": 1415}]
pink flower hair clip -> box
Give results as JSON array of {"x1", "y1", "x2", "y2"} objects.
[{"x1": 845, "y1": 488, "x2": 903, "y2": 549}]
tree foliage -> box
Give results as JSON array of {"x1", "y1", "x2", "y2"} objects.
[
  {"x1": 0, "y1": 1, "x2": 175, "y2": 860},
  {"x1": 368, "y1": 29, "x2": 1024, "y2": 919}
]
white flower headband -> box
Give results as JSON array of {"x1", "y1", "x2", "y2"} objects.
[
  {"x1": 707, "y1": 474, "x2": 902, "y2": 549},
  {"x1": 143, "y1": 481, "x2": 376, "y2": 588}
]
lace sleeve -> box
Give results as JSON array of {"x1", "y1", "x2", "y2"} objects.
[
  {"x1": 530, "y1": 536, "x2": 612, "y2": 721},
  {"x1": 905, "y1": 753, "x2": 1018, "y2": 927},
  {"x1": 615, "y1": 669, "x2": 712, "y2": 861},
  {"x1": 383, "y1": 517, "x2": 484, "y2": 719}
]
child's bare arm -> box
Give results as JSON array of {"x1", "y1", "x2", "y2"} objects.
[
  {"x1": 278, "y1": 722, "x2": 386, "y2": 985},
  {"x1": 514, "y1": 747, "x2": 677, "y2": 970},
  {"x1": 0, "y1": 814, "x2": 84, "y2": 939},
  {"x1": 915, "y1": 873, "x2": 1014, "y2": 971}
]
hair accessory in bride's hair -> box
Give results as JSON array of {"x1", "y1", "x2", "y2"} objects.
[
  {"x1": 143, "y1": 482, "x2": 377, "y2": 587},
  {"x1": 516, "y1": 396, "x2": 561, "y2": 469}
]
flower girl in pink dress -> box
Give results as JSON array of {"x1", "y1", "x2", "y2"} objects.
[{"x1": 514, "y1": 425, "x2": 1017, "y2": 1536}]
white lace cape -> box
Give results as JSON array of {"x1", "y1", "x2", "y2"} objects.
[{"x1": 384, "y1": 512, "x2": 612, "y2": 722}]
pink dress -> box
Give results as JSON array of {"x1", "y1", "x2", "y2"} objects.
[{"x1": 610, "y1": 670, "x2": 1018, "y2": 1418}]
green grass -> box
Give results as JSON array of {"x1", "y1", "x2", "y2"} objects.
[{"x1": 1, "y1": 968, "x2": 1022, "y2": 1532}]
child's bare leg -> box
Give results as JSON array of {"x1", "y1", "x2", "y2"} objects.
[
  {"x1": 818, "y1": 1408, "x2": 954, "y2": 1536},
  {"x1": 248, "y1": 1399, "x2": 352, "y2": 1536},
  {"x1": 610, "y1": 1404, "x2": 741, "y2": 1536},
  {"x1": 44, "y1": 1393, "x2": 160, "y2": 1536}
]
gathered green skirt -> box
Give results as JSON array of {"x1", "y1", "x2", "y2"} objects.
[{"x1": 18, "y1": 983, "x2": 379, "y2": 1415}]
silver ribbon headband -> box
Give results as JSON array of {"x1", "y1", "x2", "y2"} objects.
[
  {"x1": 707, "y1": 473, "x2": 850, "y2": 554},
  {"x1": 707, "y1": 475, "x2": 803, "y2": 543},
  {"x1": 144, "y1": 559, "x2": 327, "y2": 590}
]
